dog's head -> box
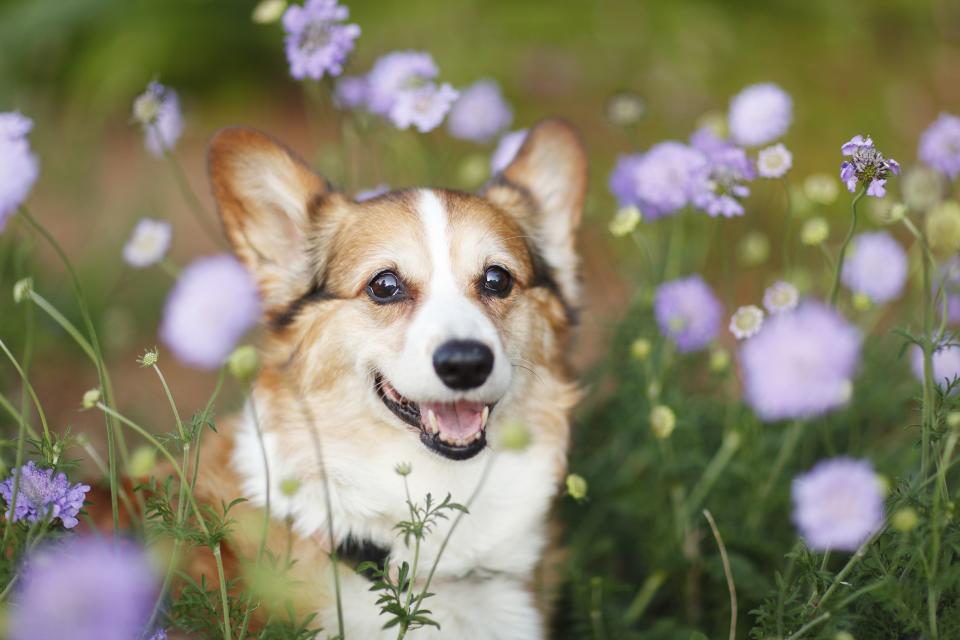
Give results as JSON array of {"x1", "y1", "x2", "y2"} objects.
[{"x1": 209, "y1": 120, "x2": 586, "y2": 461}]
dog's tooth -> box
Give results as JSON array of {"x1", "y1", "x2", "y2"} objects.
[
  {"x1": 474, "y1": 430, "x2": 483, "y2": 441},
  {"x1": 427, "y1": 410, "x2": 439, "y2": 434},
  {"x1": 480, "y1": 405, "x2": 490, "y2": 428}
]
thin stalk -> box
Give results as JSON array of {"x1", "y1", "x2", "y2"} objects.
[
  {"x1": 397, "y1": 475, "x2": 423, "y2": 640},
  {"x1": 752, "y1": 421, "x2": 804, "y2": 527},
  {"x1": 785, "y1": 612, "x2": 830, "y2": 640},
  {"x1": 0, "y1": 338, "x2": 50, "y2": 443},
  {"x1": 0, "y1": 391, "x2": 39, "y2": 441},
  {"x1": 703, "y1": 510, "x2": 737, "y2": 640},
  {"x1": 156, "y1": 133, "x2": 223, "y2": 246},
  {"x1": 829, "y1": 187, "x2": 866, "y2": 306},
  {"x1": 685, "y1": 431, "x2": 742, "y2": 517},
  {"x1": 623, "y1": 571, "x2": 667, "y2": 625},
  {"x1": 27, "y1": 291, "x2": 96, "y2": 361}
]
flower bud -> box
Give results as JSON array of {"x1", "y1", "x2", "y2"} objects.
[
  {"x1": 926, "y1": 201, "x2": 960, "y2": 254},
  {"x1": 630, "y1": 338, "x2": 652, "y2": 361},
  {"x1": 81, "y1": 388, "x2": 101, "y2": 409},
  {"x1": 252, "y1": 0, "x2": 288, "y2": 24},
  {"x1": 608, "y1": 206, "x2": 641, "y2": 237},
  {"x1": 12, "y1": 277, "x2": 33, "y2": 304},
  {"x1": 947, "y1": 411, "x2": 960, "y2": 430},
  {"x1": 228, "y1": 345, "x2": 259, "y2": 383},
  {"x1": 891, "y1": 507, "x2": 919, "y2": 533},
  {"x1": 394, "y1": 462, "x2": 412, "y2": 477},
  {"x1": 801, "y1": 217, "x2": 829, "y2": 246},
  {"x1": 650, "y1": 405, "x2": 676, "y2": 439},
  {"x1": 852, "y1": 292, "x2": 872, "y2": 312},
  {"x1": 565, "y1": 473, "x2": 588, "y2": 501},
  {"x1": 709, "y1": 347, "x2": 731, "y2": 373},
  {"x1": 137, "y1": 348, "x2": 159, "y2": 368},
  {"x1": 279, "y1": 477, "x2": 301, "y2": 497},
  {"x1": 499, "y1": 422, "x2": 531, "y2": 451},
  {"x1": 902, "y1": 166, "x2": 945, "y2": 212},
  {"x1": 803, "y1": 173, "x2": 839, "y2": 206},
  {"x1": 737, "y1": 231, "x2": 769, "y2": 266},
  {"x1": 127, "y1": 445, "x2": 158, "y2": 477},
  {"x1": 458, "y1": 154, "x2": 488, "y2": 187},
  {"x1": 695, "y1": 111, "x2": 727, "y2": 139}
]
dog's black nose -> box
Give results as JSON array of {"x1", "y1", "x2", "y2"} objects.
[{"x1": 433, "y1": 340, "x2": 494, "y2": 390}]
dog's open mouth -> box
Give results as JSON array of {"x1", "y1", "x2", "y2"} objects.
[{"x1": 374, "y1": 373, "x2": 490, "y2": 461}]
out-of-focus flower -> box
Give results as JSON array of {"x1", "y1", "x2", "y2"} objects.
[
  {"x1": 801, "y1": 217, "x2": 829, "y2": 245},
  {"x1": 803, "y1": 173, "x2": 840, "y2": 205},
  {"x1": 891, "y1": 507, "x2": 919, "y2": 533},
  {"x1": 630, "y1": 337, "x2": 652, "y2": 361},
  {"x1": 123, "y1": 218, "x2": 172, "y2": 268},
  {"x1": 126, "y1": 445, "x2": 158, "y2": 478},
  {"x1": 654, "y1": 275, "x2": 723, "y2": 353},
  {"x1": 148, "y1": 630, "x2": 168, "y2": 640},
  {"x1": 388, "y1": 82, "x2": 458, "y2": 133},
  {"x1": 692, "y1": 146, "x2": 756, "y2": 217},
  {"x1": 282, "y1": 0, "x2": 360, "y2": 80},
  {"x1": 792, "y1": 457, "x2": 884, "y2": 551},
  {"x1": 458, "y1": 154, "x2": 488, "y2": 186},
  {"x1": 13, "y1": 278, "x2": 32, "y2": 304},
  {"x1": 228, "y1": 345, "x2": 259, "y2": 383},
  {"x1": 918, "y1": 112, "x2": 960, "y2": 180},
  {"x1": 649, "y1": 405, "x2": 676, "y2": 439},
  {"x1": 911, "y1": 343, "x2": 960, "y2": 390},
  {"x1": 901, "y1": 165, "x2": 946, "y2": 212},
  {"x1": 333, "y1": 75, "x2": 368, "y2": 109},
  {"x1": 695, "y1": 111, "x2": 728, "y2": 139},
  {"x1": 738, "y1": 230, "x2": 770, "y2": 266},
  {"x1": 730, "y1": 305, "x2": 764, "y2": 340},
  {"x1": 490, "y1": 129, "x2": 527, "y2": 174},
  {"x1": 728, "y1": 83, "x2": 793, "y2": 147},
  {"x1": 609, "y1": 142, "x2": 707, "y2": 218},
  {"x1": 499, "y1": 422, "x2": 531, "y2": 451},
  {"x1": 354, "y1": 184, "x2": 390, "y2": 202},
  {"x1": 689, "y1": 126, "x2": 730, "y2": 155},
  {"x1": 926, "y1": 201, "x2": 960, "y2": 253},
  {"x1": 757, "y1": 143, "x2": 793, "y2": 178},
  {"x1": 840, "y1": 135, "x2": 900, "y2": 197},
  {"x1": 740, "y1": 302, "x2": 861, "y2": 421},
  {"x1": 133, "y1": 82, "x2": 183, "y2": 158},
  {"x1": 9, "y1": 537, "x2": 159, "y2": 640},
  {"x1": 446, "y1": 79, "x2": 512, "y2": 143},
  {"x1": 937, "y1": 257, "x2": 960, "y2": 324},
  {"x1": 840, "y1": 231, "x2": 907, "y2": 304},
  {"x1": 565, "y1": 474, "x2": 588, "y2": 501},
  {"x1": 709, "y1": 347, "x2": 731, "y2": 373},
  {"x1": 608, "y1": 206, "x2": 641, "y2": 237},
  {"x1": 852, "y1": 292, "x2": 872, "y2": 312},
  {"x1": 763, "y1": 281, "x2": 799, "y2": 315},
  {"x1": 606, "y1": 92, "x2": 645, "y2": 127},
  {"x1": 0, "y1": 461, "x2": 90, "y2": 529},
  {"x1": 0, "y1": 111, "x2": 39, "y2": 230},
  {"x1": 81, "y1": 388, "x2": 101, "y2": 409},
  {"x1": 160, "y1": 254, "x2": 261, "y2": 369},
  {"x1": 366, "y1": 51, "x2": 438, "y2": 116},
  {"x1": 252, "y1": 0, "x2": 287, "y2": 23}
]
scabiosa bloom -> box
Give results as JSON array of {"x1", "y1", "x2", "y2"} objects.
[
  {"x1": 490, "y1": 129, "x2": 527, "y2": 174},
  {"x1": 10, "y1": 537, "x2": 159, "y2": 640},
  {"x1": 609, "y1": 142, "x2": 707, "y2": 219},
  {"x1": 446, "y1": 79, "x2": 513, "y2": 143},
  {"x1": 354, "y1": 183, "x2": 389, "y2": 201},
  {"x1": 840, "y1": 135, "x2": 901, "y2": 197},
  {"x1": 654, "y1": 276, "x2": 723, "y2": 353},
  {"x1": 388, "y1": 81, "x2": 459, "y2": 133},
  {"x1": 123, "y1": 218, "x2": 172, "y2": 268},
  {"x1": 840, "y1": 231, "x2": 907, "y2": 304},
  {"x1": 333, "y1": 75, "x2": 368, "y2": 110},
  {"x1": 0, "y1": 461, "x2": 89, "y2": 528},
  {"x1": 740, "y1": 302, "x2": 861, "y2": 422},
  {"x1": 0, "y1": 111, "x2": 39, "y2": 230},
  {"x1": 692, "y1": 146, "x2": 756, "y2": 217},
  {"x1": 281, "y1": 0, "x2": 360, "y2": 81},
  {"x1": 918, "y1": 112, "x2": 960, "y2": 180},
  {"x1": 730, "y1": 305, "x2": 764, "y2": 340},
  {"x1": 911, "y1": 343, "x2": 960, "y2": 390},
  {"x1": 132, "y1": 82, "x2": 183, "y2": 158},
  {"x1": 365, "y1": 51, "x2": 439, "y2": 116},
  {"x1": 728, "y1": 83, "x2": 793, "y2": 147},
  {"x1": 160, "y1": 254, "x2": 260, "y2": 369},
  {"x1": 763, "y1": 281, "x2": 799, "y2": 315},
  {"x1": 792, "y1": 457, "x2": 884, "y2": 552},
  {"x1": 757, "y1": 143, "x2": 793, "y2": 178}
]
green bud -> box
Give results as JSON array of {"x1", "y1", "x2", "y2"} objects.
[
  {"x1": 458, "y1": 154, "x2": 489, "y2": 187},
  {"x1": 252, "y1": 0, "x2": 288, "y2": 24},
  {"x1": 127, "y1": 445, "x2": 158, "y2": 477},
  {"x1": 709, "y1": 347, "x2": 731, "y2": 373},
  {"x1": 565, "y1": 473, "x2": 588, "y2": 501},
  {"x1": 947, "y1": 411, "x2": 960, "y2": 429},
  {"x1": 852, "y1": 292, "x2": 872, "y2": 312},
  {"x1": 891, "y1": 507, "x2": 919, "y2": 533},
  {"x1": 137, "y1": 348, "x2": 159, "y2": 368},
  {"x1": 499, "y1": 422, "x2": 531, "y2": 451},
  {"x1": 228, "y1": 345, "x2": 260, "y2": 383},
  {"x1": 738, "y1": 231, "x2": 770, "y2": 267},
  {"x1": 801, "y1": 217, "x2": 829, "y2": 246},
  {"x1": 279, "y1": 477, "x2": 301, "y2": 497},
  {"x1": 608, "y1": 206, "x2": 641, "y2": 237},
  {"x1": 394, "y1": 462, "x2": 412, "y2": 477},
  {"x1": 81, "y1": 388, "x2": 101, "y2": 410},
  {"x1": 13, "y1": 277, "x2": 33, "y2": 304},
  {"x1": 650, "y1": 405, "x2": 676, "y2": 440},
  {"x1": 926, "y1": 201, "x2": 960, "y2": 254},
  {"x1": 630, "y1": 338, "x2": 652, "y2": 361}
]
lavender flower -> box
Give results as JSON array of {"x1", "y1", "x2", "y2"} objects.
[
  {"x1": 728, "y1": 83, "x2": 793, "y2": 147},
  {"x1": 918, "y1": 112, "x2": 960, "y2": 180},
  {"x1": 490, "y1": 129, "x2": 528, "y2": 174},
  {"x1": 333, "y1": 75, "x2": 368, "y2": 109},
  {"x1": 840, "y1": 231, "x2": 907, "y2": 304},
  {"x1": 654, "y1": 276, "x2": 723, "y2": 353},
  {"x1": 840, "y1": 135, "x2": 900, "y2": 197},
  {"x1": 123, "y1": 218, "x2": 172, "y2": 268},
  {"x1": 0, "y1": 111, "x2": 39, "y2": 230},
  {"x1": 0, "y1": 461, "x2": 89, "y2": 528},
  {"x1": 763, "y1": 281, "x2": 799, "y2": 315},
  {"x1": 689, "y1": 126, "x2": 730, "y2": 155},
  {"x1": 937, "y1": 256, "x2": 960, "y2": 324},
  {"x1": 365, "y1": 51, "x2": 439, "y2": 116},
  {"x1": 608, "y1": 142, "x2": 707, "y2": 218},
  {"x1": 740, "y1": 302, "x2": 861, "y2": 422},
  {"x1": 355, "y1": 183, "x2": 390, "y2": 201},
  {"x1": 692, "y1": 145, "x2": 756, "y2": 217},
  {"x1": 757, "y1": 143, "x2": 793, "y2": 178},
  {"x1": 282, "y1": 0, "x2": 360, "y2": 81},
  {"x1": 792, "y1": 457, "x2": 884, "y2": 552},
  {"x1": 149, "y1": 630, "x2": 168, "y2": 640},
  {"x1": 388, "y1": 81, "x2": 459, "y2": 133},
  {"x1": 9, "y1": 537, "x2": 159, "y2": 640},
  {"x1": 160, "y1": 254, "x2": 261, "y2": 369},
  {"x1": 730, "y1": 305, "x2": 764, "y2": 340},
  {"x1": 132, "y1": 82, "x2": 183, "y2": 158},
  {"x1": 446, "y1": 79, "x2": 513, "y2": 143},
  {"x1": 911, "y1": 344, "x2": 960, "y2": 390}
]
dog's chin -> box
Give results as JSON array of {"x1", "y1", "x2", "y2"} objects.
[{"x1": 374, "y1": 373, "x2": 492, "y2": 461}]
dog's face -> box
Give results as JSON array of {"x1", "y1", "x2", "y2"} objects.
[{"x1": 209, "y1": 121, "x2": 586, "y2": 461}]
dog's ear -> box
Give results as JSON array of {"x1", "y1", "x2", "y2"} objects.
[
  {"x1": 208, "y1": 127, "x2": 331, "y2": 311},
  {"x1": 483, "y1": 118, "x2": 587, "y2": 304}
]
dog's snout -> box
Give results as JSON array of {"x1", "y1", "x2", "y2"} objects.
[{"x1": 433, "y1": 340, "x2": 494, "y2": 390}]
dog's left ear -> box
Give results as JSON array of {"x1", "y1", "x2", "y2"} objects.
[{"x1": 482, "y1": 118, "x2": 587, "y2": 304}]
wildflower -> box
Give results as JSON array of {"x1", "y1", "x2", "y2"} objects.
[
  {"x1": 490, "y1": 129, "x2": 527, "y2": 174},
  {"x1": 801, "y1": 217, "x2": 829, "y2": 245},
  {"x1": 901, "y1": 165, "x2": 946, "y2": 212},
  {"x1": 911, "y1": 344, "x2": 960, "y2": 390},
  {"x1": 709, "y1": 347, "x2": 731, "y2": 373},
  {"x1": 840, "y1": 232, "x2": 907, "y2": 304},
  {"x1": 740, "y1": 302, "x2": 861, "y2": 421},
  {"x1": 757, "y1": 143, "x2": 793, "y2": 178},
  {"x1": 630, "y1": 338, "x2": 652, "y2": 360},
  {"x1": 498, "y1": 422, "x2": 532, "y2": 451},
  {"x1": 252, "y1": 0, "x2": 287, "y2": 23},
  {"x1": 689, "y1": 126, "x2": 730, "y2": 154},
  {"x1": 566, "y1": 474, "x2": 588, "y2": 501},
  {"x1": 918, "y1": 112, "x2": 960, "y2": 180},
  {"x1": 606, "y1": 92, "x2": 645, "y2": 127},
  {"x1": 609, "y1": 142, "x2": 707, "y2": 218},
  {"x1": 446, "y1": 79, "x2": 513, "y2": 143},
  {"x1": 803, "y1": 173, "x2": 839, "y2": 205},
  {"x1": 133, "y1": 82, "x2": 183, "y2": 158},
  {"x1": 281, "y1": 0, "x2": 360, "y2": 81},
  {"x1": 608, "y1": 206, "x2": 641, "y2": 237},
  {"x1": 365, "y1": 50, "x2": 439, "y2": 116},
  {"x1": 333, "y1": 75, "x2": 368, "y2": 109},
  {"x1": 654, "y1": 275, "x2": 723, "y2": 353},
  {"x1": 926, "y1": 201, "x2": 960, "y2": 253},
  {"x1": 763, "y1": 281, "x2": 799, "y2": 315},
  {"x1": 0, "y1": 111, "x2": 39, "y2": 230},
  {"x1": 228, "y1": 345, "x2": 260, "y2": 383},
  {"x1": 792, "y1": 457, "x2": 883, "y2": 551},
  {"x1": 839, "y1": 135, "x2": 900, "y2": 197},
  {"x1": 692, "y1": 145, "x2": 756, "y2": 217},
  {"x1": 160, "y1": 254, "x2": 261, "y2": 370},
  {"x1": 649, "y1": 405, "x2": 676, "y2": 439},
  {"x1": 0, "y1": 461, "x2": 90, "y2": 528},
  {"x1": 12, "y1": 277, "x2": 33, "y2": 304},
  {"x1": 123, "y1": 218, "x2": 172, "y2": 268},
  {"x1": 81, "y1": 388, "x2": 101, "y2": 409},
  {"x1": 729, "y1": 305, "x2": 764, "y2": 340},
  {"x1": 354, "y1": 183, "x2": 390, "y2": 202},
  {"x1": 891, "y1": 507, "x2": 919, "y2": 533},
  {"x1": 394, "y1": 462, "x2": 412, "y2": 477},
  {"x1": 388, "y1": 82, "x2": 459, "y2": 133},
  {"x1": 727, "y1": 83, "x2": 793, "y2": 147},
  {"x1": 9, "y1": 537, "x2": 159, "y2": 640},
  {"x1": 738, "y1": 230, "x2": 770, "y2": 266}
]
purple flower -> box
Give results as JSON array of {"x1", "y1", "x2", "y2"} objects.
[
  {"x1": 654, "y1": 275, "x2": 723, "y2": 353},
  {"x1": 839, "y1": 135, "x2": 900, "y2": 198},
  {"x1": 490, "y1": 129, "x2": 528, "y2": 174},
  {"x1": 936, "y1": 256, "x2": 960, "y2": 324},
  {"x1": 355, "y1": 183, "x2": 389, "y2": 201},
  {"x1": 728, "y1": 83, "x2": 793, "y2": 147},
  {"x1": 333, "y1": 75, "x2": 368, "y2": 109},
  {"x1": 608, "y1": 142, "x2": 707, "y2": 219},
  {"x1": 160, "y1": 254, "x2": 261, "y2": 369},
  {"x1": 792, "y1": 457, "x2": 884, "y2": 552},
  {"x1": 689, "y1": 126, "x2": 731, "y2": 155},
  {"x1": 918, "y1": 112, "x2": 960, "y2": 180},
  {"x1": 149, "y1": 630, "x2": 168, "y2": 640},
  {"x1": 388, "y1": 81, "x2": 459, "y2": 133},
  {"x1": 691, "y1": 145, "x2": 756, "y2": 218},
  {"x1": 740, "y1": 302, "x2": 861, "y2": 422},
  {"x1": 911, "y1": 343, "x2": 960, "y2": 390},
  {"x1": 282, "y1": 0, "x2": 360, "y2": 81},
  {"x1": 365, "y1": 51, "x2": 438, "y2": 116},
  {"x1": 123, "y1": 218, "x2": 172, "y2": 268},
  {"x1": 0, "y1": 111, "x2": 39, "y2": 230},
  {"x1": 446, "y1": 79, "x2": 513, "y2": 143},
  {"x1": 132, "y1": 82, "x2": 183, "y2": 158},
  {"x1": 0, "y1": 461, "x2": 89, "y2": 529},
  {"x1": 10, "y1": 537, "x2": 159, "y2": 640},
  {"x1": 840, "y1": 231, "x2": 907, "y2": 304}
]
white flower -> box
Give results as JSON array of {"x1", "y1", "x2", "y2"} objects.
[
  {"x1": 763, "y1": 281, "x2": 799, "y2": 315},
  {"x1": 123, "y1": 218, "x2": 172, "y2": 268},
  {"x1": 729, "y1": 305, "x2": 765, "y2": 340},
  {"x1": 757, "y1": 143, "x2": 793, "y2": 178}
]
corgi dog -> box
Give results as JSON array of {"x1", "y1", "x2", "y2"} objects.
[{"x1": 191, "y1": 118, "x2": 587, "y2": 639}]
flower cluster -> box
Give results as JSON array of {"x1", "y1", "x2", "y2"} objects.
[
  {"x1": 0, "y1": 111, "x2": 39, "y2": 230},
  {"x1": 654, "y1": 275, "x2": 723, "y2": 353},
  {"x1": 609, "y1": 142, "x2": 707, "y2": 218},
  {"x1": 282, "y1": 0, "x2": 360, "y2": 80},
  {"x1": 0, "y1": 461, "x2": 90, "y2": 529},
  {"x1": 839, "y1": 135, "x2": 900, "y2": 197}
]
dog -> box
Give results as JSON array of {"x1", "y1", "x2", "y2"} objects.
[{"x1": 189, "y1": 118, "x2": 586, "y2": 639}]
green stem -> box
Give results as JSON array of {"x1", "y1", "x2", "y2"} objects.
[
  {"x1": 685, "y1": 431, "x2": 742, "y2": 518},
  {"x1": 238, "y1": 392, "x2": 272, "y2": 639},
  {"x1": 0, "y1": 337, "x2": 50, "y2": 443},
  {"x1": 28, "y1": 291, "x2": 96, "y2": 362},
  {"x1": 829, "y1": 187, "x2": 866, "y2": 306},
  {"x1": 157, "y1": 133, "x2": 223, "y2": 246}
]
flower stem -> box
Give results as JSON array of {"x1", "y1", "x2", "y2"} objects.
[
  {"x1": 157, "y1": 133, "x2": 224, "y2": 247},
  {"x1": 828, "y1": 187, "x2": 866, "y2": 307}
]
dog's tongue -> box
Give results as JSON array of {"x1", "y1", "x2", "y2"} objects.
[{"x1": 421, "y1": 400, "x2": 485, "y2": 440}]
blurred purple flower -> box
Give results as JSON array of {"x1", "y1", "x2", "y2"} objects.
[
  {"x1": 740, "y1": 301, "x2": 861, "y2": 422},
  {"x1": 936, "y1": 256, "x2": 960, "y2": 324},
  {"x1": 446, "y1": 79, "x2": 513, "y2": 143},
  {"x1": 692, "y1": 146, "x2": 756, "y2": 217},
  {"x1": 839, "y1": 135, "x2": 900, "y2": 197},
  {"x1": 728, "y1": 83, "x2": 793, "y2": 147},
  {"x1": 911, "y1": 343, "x2": 960, "y2": 390},
  {"x1": 608, "y1": 142, "x2": 707, "y2": 219},
  {"x1": 149, "y1": 630, "x2": 168, "y2": 640},
  {"x1": 333, "y1": 75, "x2": 368, "y2": 109},
  {"x1": 490, "y1": 129, "x2": 528, "y2": 174},
  {"x1": 160, "y1": 254, "x2": 261, "y2": 369},
  {"x1": 0, "y1": 111, "x2": 39, "y2": 230},
  {"x1": 366, "y1": 51, "x2": 438, "y2": 116},
  {"x1": 918, "y1": 112, "x2": 960, "y2": 180},
  {"x1": 689, "y1": 126, "x2": 731, "y2": 155},
  {"x1": 792, "y1": 457, "x2": 884, "y2": 552},
  {"x1": 0, "y1": 111, "x2": 33, "y2": 139},
  {"x1": 355, "y1": 183, "x2": 389, "y2": 201},
  {"x1": 10, "y1": 536, "x2": 159, "y2": 640},
  {"x1": 0, "y1": 461, "x2": 89, "y2": 529},
  {"x1": 388, "y1": 82, "x2": 459, "y2": 133},
  {"x1": 282, "y1": 0, "x2": 360, "y2": 81},
  {"x1": 840, "y1": 231, "x2": 907, "y2": 304},
  {"x1": 654, "y1": 275, "x2": 723, "y2": 353},
  {"x1": 132, "y1": 82, "x2": 183, "y2": 158},
  {"x1": 123, "y1": 218, "x2": 172, "y2": 268}
]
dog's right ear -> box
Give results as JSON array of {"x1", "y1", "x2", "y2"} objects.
[{"x1": 208, "y1": 127, "x2": 331, "y2": 311}]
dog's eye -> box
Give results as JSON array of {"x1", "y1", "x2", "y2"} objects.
[
  {"x1": 481, "y1": 265, "x2": 513, "y2": 298},
  {"x1": 367, "y1": 271, "x2": 405, "y2": 303}
]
